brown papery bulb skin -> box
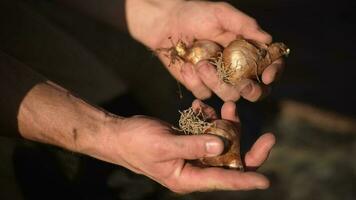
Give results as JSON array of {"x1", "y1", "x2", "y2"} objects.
[
  {"x1": 200, "y1": 119, "x2": 244, "y2": 171},
  {"x1": 221, "y1": 38, "x2": 290, "y2": 85},
  {"x1": 177, "y1": 40, "x2": 223, "y2": 65}
]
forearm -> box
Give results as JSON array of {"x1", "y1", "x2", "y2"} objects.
[
  {"x1": 17, "y1": 81, "x2": 116, "y2": 153},
  {"x1": 0, "y1": 52, "x2": 122, "y2": 153}
]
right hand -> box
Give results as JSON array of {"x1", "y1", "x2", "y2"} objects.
[
  {"x1": 83, "y1": 100, "x2": 275, "y2": 193},
  {"x1": 127, "y1": 0, "x2": 284, "y2": 102}
]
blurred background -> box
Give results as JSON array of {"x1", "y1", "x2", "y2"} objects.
[{"x1": 0, "y1": 0, "x2": 355, "y2": 199}]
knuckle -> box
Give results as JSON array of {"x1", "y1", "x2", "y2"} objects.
[
  {"x1": 245, "y1": 95, "x2": 260, "y2": 102},
  {"x1": 195, "y1": 90, "x2": 212, "y2": 100},
  {"x1": 266, "y1": 34, "x2": 273, "y2": 43},
  {"x1": 171, "y1": 188, "x2": 189, "y2": 194},
  {"x1": 248, "y1": 18, "x2": 259, "y2": 28},
  {"x1": 170, "y1": 186, "x2": 189, "y2": 194},
  {"x1": 184, "y1": 77, "x2": 205, "y2": 94},
  {"x1": 242, "y1": 85, "x2": 261, "y2": 102},
  {"x1": 164, "y1": 179, "x2": 189, "y2": 194},
  {"x1": 204, "y1": 76, "x2": 220, "y2": 91},
  {"x1": 151, "y1": 141, "x2": 169, "y2": 157},
  {"x1": 209, "y1": 80, "x2": 220, "y2": 92},
  {"x1": 223, "y1": 92, "x2": 241, "y2": 102},
  {"x1": 189, "y1": 81, "x2": 204, "y2": 91},
  {"x1": 216, "y1": 85, "x2": 240, "y2": 102},
  {"x1": 223, "y1": 96, "x2": 240, "y2": 102},
  {"x1": 215, "y1": 1, "x2": 231, "y2": 9},
  {"x1": 230, "y1": 181, "x2": 245, "y2": 190},
  {"x1": 185, "y1": 138, "x2": 206, "y2": 159}
]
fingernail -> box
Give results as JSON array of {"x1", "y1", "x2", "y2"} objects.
[
  {"x1": 205, "y1": 140, "x2": 223, "y2": 157},
  {"x1": 241, "y1": 83, "x2": 252, "y2": 96}
]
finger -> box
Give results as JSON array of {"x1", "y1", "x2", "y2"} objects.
[
  {"x1": 215, "y1": 3, "x2": 272, "y2": 44},
  {"x1": 171, "y1": 164, "x2": 269, "y2": 193},
  {"x1": 245, "y1": 133, "x2": 276, "y2": 169},
  {"x1": 192, "y1": 99, "x2": 218, "y2": 120},
  {"x1": 167, "y1": 134, "x2": 224, "y2": 160},
  {"x1": 239, "y1": 80, "x2": 270, "y2": 102},
  {"x1": 158, "y1": 53, "x2": 185, "y2": 83},
  {"x1": 262, "y1": 59, "x2": 285, "y2": 85},
  {"x1": 242, "y1": 26, "x2": 273, "y2": 44},
  {"x1": 221, "y1": 101, "x2": 240, "y2": 123},
  {"x1": 196, "y1": 61, "x2": 242, "y2": 101},
  {"x1": 181, "y1": 63, "x2": 212, "y2": 99},
  {"x1": 158, "y1": 53, "x2": 212, "y2": 100},
  {"x1": 212, "y1": 31, "x2": 237, "y2": 47}
]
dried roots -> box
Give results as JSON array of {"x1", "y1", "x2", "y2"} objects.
[
  {"x1": 177, "y1": 107, "x2": 214, "y2": 135},
  {"x1": 211, "y1": 53, "x2": 236, "y2": 85}
]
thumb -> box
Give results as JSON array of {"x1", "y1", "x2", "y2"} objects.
[
  {"x1": 241, "y1": 26, "x2": 272, "y2": 44},
  {"x1": 169, "y1": 134, "x2": 224, "y2": 160}
]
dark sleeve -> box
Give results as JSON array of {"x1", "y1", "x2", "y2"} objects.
[
  {"x1": 58, "y1": 0, "x2": 128, "y2": 32},
  {"x1": 0, "y1": 51, "x2": 44, "y2": 137}
]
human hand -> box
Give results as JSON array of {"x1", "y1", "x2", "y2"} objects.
[
  {"x1": 85, "y1": 100, "x2": 275, "y2": 193},
  {"x1": 127, "y1": 0, "x2": 284, "y2": 102}
]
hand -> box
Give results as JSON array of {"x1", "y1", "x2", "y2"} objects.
[
  {"x1": 127, "y1": 0, "x2": 284, "y2": 102},
  {"x1": 86, "y1": 100, "x2": 275, "y2": 193}
]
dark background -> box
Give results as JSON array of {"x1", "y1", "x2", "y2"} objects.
[{"x1": 0, "y1": 0, "x2": 355, "y2": 199}]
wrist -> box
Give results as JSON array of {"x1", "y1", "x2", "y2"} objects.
[
  {"x1": 79, "y1": 114, "x2": 128, "y2": 166},
  {"x1": 69, "y1": 104, "x2": 120, "y2": 155}
]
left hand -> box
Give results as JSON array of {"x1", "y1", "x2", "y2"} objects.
[
  {"x1": 126, "y1": 0, "x2": 284, "y2": 102},
  {"x1": 85, "y1": 100, "x2": 275, "y2": 193}
]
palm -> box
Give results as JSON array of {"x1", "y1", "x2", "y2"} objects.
[{"x1": 115, "y1": 117, "x2": 192, "y2": 189}]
